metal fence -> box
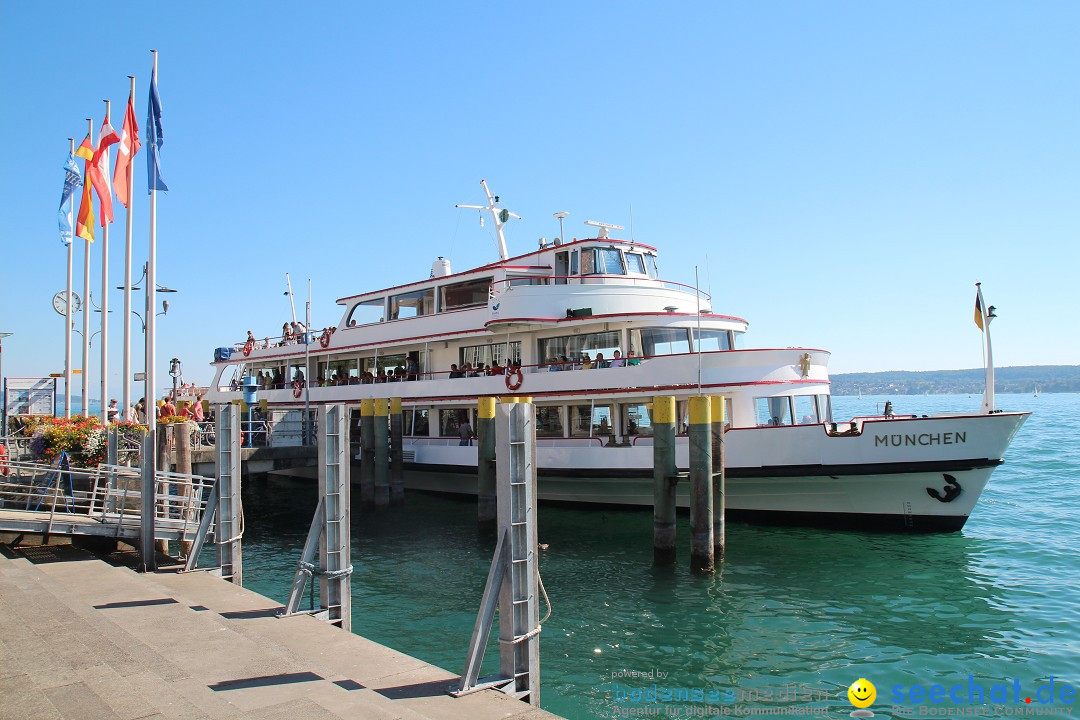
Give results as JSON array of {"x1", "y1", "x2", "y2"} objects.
[{"x1": 0, "y1": 459, "x2": 215, "y2": 540}]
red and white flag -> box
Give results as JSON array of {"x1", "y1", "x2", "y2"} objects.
[
  {"x1": 112, "y1": 89, "x2": 141, "y2": 209},
  {"x1": 90, "y1": 116, "x2": 119, "y2": 225}
]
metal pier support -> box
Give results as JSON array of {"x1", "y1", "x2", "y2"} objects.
[
  {"x1": 390, "y1": 398, "x2": 404, "y2": 503},
  {"x1": 175, "y1": 421, "x2": 194, "y2": 557},
  {"x1": 374, "y1": 398, "x2": 389, "y2": 506},
  {"x1": 689, "y1": 396, "x2": 714, "y2": 573},
  {"x1": 477, "y1": 397, "x2": 496, "y2": 526},
  {"x1": 454, "y1": 402, "x2": 541, "y2": 706},
  {"x1": 217, "y1": 403, "x2": 243, "y2": 585},
  {"x1": 139, "y1": 421, "x2": 157, "y2": 572},
  {"x1": 652, "y1": 396, "x2": 677, "y2": 564},
  {"x1": 711, "y1": 396, "x2": 726, "y2": 560},
  {"x1": 359, "y1": 399, "x2": 374, "y2": 506},
  {"x1": 282, "y1": 404, "x2": 352, "y2": 629}
]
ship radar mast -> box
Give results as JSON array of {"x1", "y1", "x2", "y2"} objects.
[{"x1": 455, "y1": 179, "x2": 521, "y2": 261}]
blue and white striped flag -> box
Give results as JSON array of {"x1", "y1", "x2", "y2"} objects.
[{"x1": 58, "y1": 151, "x2": 82, "y2": 246}]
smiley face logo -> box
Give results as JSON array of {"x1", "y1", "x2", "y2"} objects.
[{"x1": 847, "y1": 678, "x2": 876, "y2": 708}]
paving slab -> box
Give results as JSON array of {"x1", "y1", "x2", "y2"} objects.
[{"x1": 0, "y1": 549, "x2": 563, "y2": 720}]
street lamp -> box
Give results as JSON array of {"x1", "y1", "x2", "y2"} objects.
[
  {"x1": 1, "y1": 332, "x2": 11, "y2": 434},
  {"x1": 131, "y1": 300, "x2": 171, "y2": 333},
  {"x1": 116, "y1": 261, "x2": 176, "y2": 410}
]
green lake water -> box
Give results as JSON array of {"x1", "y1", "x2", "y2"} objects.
[{"x1": 238, "y1": 393, "x2": 1079, "y2": 719}]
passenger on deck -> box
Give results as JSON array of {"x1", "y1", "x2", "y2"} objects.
[
  {"x1": 449, "y1": 363, "x2": 463, "y2": 379},
  {"x1": 281, "y1": 322, "x2": 293, "y2": 346},
  {"x1": 609, "y1": 350, "x2": 625, "y2": 368},
  {"x1": 272, "y1": 369, "x2": 284, "y2": 389},
  {"x1": 627, "y1": 350, "x2": 642, "y2": 366},
  {"x1": 560, "y1": 355, "x2": 571, "y2": 370},
  {"x1": 581, "y1": 352, "x2": 594, "y2": 369},
  {"x1": 406, "y1": 357, "x2": 419, "y2": 381},
  {"x1": 594, "y1": 352, "x2": 608, "y2": 369},
  {"x1": 246, "y1": 330, "x2": 256, "y2": 346}
]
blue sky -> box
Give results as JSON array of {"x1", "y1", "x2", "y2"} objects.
[{"x1": 1, "y1": 2, "x2": 1077, "y2": 403}]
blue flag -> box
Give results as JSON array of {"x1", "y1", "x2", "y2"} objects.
[
  {"x1": 146, "y1": 66, "x2": 168, "y2": 193},
  {"x1": 58, "y1": 151, "x2": 82, "y2": 246}
]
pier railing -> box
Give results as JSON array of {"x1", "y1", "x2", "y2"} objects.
[{"x1": 0, "y1": 459, "x2": 215, "y2": 541}]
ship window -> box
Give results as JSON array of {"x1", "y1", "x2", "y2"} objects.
[
  {"x1": 692, "y1": 328, "x2": 732, "y2": 351},
  {"x1": 570, "y1": 404, "x2": 614, "y2": 437},
  {"x1": 536, "y1": 406, "x2": 565, "y2": 438},
  {"x1": 645, "y1": 254, "x2": 659, "y2": 278},
  {"x1": 581, "y1": 249, "x2": 596, "y2": 274},
  {"x1": 345, "y1": 297, "x2": 384, "y2": 326},
  {"x1": 460, "y1": 341, "x2": 521, "y2": 369},
  {"x1": 622, "y1": 402, "x2": 653, "y2": 436},
  {"x1": 755, "y1": 397, "x2": 793, "y2": 426},
  {"x1": 405, "y1": 408, "x2": 430, "y2": 436},
  {"x1": 733, "y1": 331, "x2": 745, "y2": 349},
  {"x1": 816, "y1": 394, "x2": 832, "y2": 423},
  {"x1": 570, "y1": 250, "x2": 580, "y2": 275},
  {"x1": 635, "y1": 327, "x2": 690, "y2": 357},
  {"x1": 390, "y1": 287, "x2": 435, "y2": 319},
  {"x1": 508, "y1": 276, "x2": 546, "y2": 287},
  {"x1": 625, "y1": 252, "x2": 646, "y2": 275},
  {"x1": 598, "y1": 248, "x2": 625, "y2": 275},
  {"x1": 441, "y1": 277, "x2": 491, "y2": 311},
  {"x1": 439, "y1": 408, "x2": 471, "y2": 438},
  {"x1": 538, "y1": 331, "x2": 620, "y2": 367},
  {"x1": 794, "y1": 395, "x2": 818, "y2": 424}
]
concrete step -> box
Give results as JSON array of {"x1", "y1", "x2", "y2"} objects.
[{"x1": 1, "y1": 550, "x2": 561, "y2": 720}]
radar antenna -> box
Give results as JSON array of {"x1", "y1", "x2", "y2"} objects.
[{"x1": 456, "y1": 179, "x2": 521, "y2": 260}]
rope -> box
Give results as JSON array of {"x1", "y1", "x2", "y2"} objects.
[
  {"x1": 497, "y1": 564, "x2": 552, "y2": 646},
  {"x1": 297, "y1": 559, "x2": 354, "y2": 579}
]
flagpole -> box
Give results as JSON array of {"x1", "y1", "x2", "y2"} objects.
[
  {"x1": 977, "y1": 283, "x2": 996, "y2": 414},
  {"x1": 142, "y1": 50, "x2": 160, "y2": 572},
  {"x1": 82, "y1": 117, "x2": 93, "y2": 417},
  {"x1": 65, "y1": 138, "x2": 74, "y2": 419},
  {"x1": 122, "y1": 76, "x2": 136, "y2": 417},
  {"x1": 286, "y1": 272, "x2": 297, "y2": 325},
  {"x1": 100, "y1": 100, "x2": 111, "y2": 425}
]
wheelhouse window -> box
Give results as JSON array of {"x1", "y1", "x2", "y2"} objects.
[
  {"x1": 536, "y1": 406, "x2": 565, "y2": 438},
  {"x1": 632, "y1": 327, "x2": 690, "y2": 357},
  {"x1": 538, "y1": 331, "x2": 621, "y2": 367},
  {"x1": 625, "y1": 252, "x2": 647, "y2": 275},
  {"x1": 645, "y1": 254, "x2": 659, "y2": 278},
  {"x1": 440, "y1": 277, "x2": 491, "y2": 311},
  {"x1": 692, "y1": 328, "x2": 732, "y2": 351},
  {"x1": 390, "y1": 287, "x2": 435, "y2": 320},
  {"x1": 598, "y1": 248, "x2": 625, "y2": 275},
  {"x1": 581, "y1": 249, "x2": 596, "y2": 274},
  {"x1": 756, "y1": 397, "x2": 793, "y2": 426},
  {"x1": 345, "y1": 297, "x2": 384, "y2": 326}
]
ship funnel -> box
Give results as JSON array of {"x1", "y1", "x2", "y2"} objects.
[{"x1": 431, "y1": 257, "x2": 452, "y2": 278}]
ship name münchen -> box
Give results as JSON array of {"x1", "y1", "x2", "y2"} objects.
[{"x1": 874, "y1": 432, "x2": 966, "y2": 447}]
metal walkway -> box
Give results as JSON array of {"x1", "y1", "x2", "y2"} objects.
[{"x1": 0, "y1": 460, "x2": 214, "y2": 543}]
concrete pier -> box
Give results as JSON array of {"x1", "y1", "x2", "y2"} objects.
[{"x1": 0, "y1": 543, "x2": 562, "y2": 720}]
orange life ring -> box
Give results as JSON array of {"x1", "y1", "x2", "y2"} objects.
[
  {"x1": 319, "y1": 329, "x2": 332, "y2": 348},
  {"x1": 505, "y1": 368, "x2": 524, "y2": 391},
  {"x1": 243, "y1": 340, "x2": 254, "y2": 356},
  {"x1": 0, "y1": 443, "x2": 8, "y2": 477},
  {"x1": 293, "y1": 381, "x2": 304, "y2": 398}
]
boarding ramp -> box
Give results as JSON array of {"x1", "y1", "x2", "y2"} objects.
[{"x1": 0, "y1": 458, "x2": 214, "y2": 543}]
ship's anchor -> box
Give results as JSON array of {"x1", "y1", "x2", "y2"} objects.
[{"x1": 926, "y1": 474, "x2": 962, "y2": 503}]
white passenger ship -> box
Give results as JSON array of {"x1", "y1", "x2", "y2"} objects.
[{"x1": 205, "y1": 181, "x2": 1028, "y2": 532}]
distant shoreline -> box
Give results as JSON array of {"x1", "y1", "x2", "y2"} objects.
[{"x1": 831, "y1": 364, "x2": 1079, "y2": 396}]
